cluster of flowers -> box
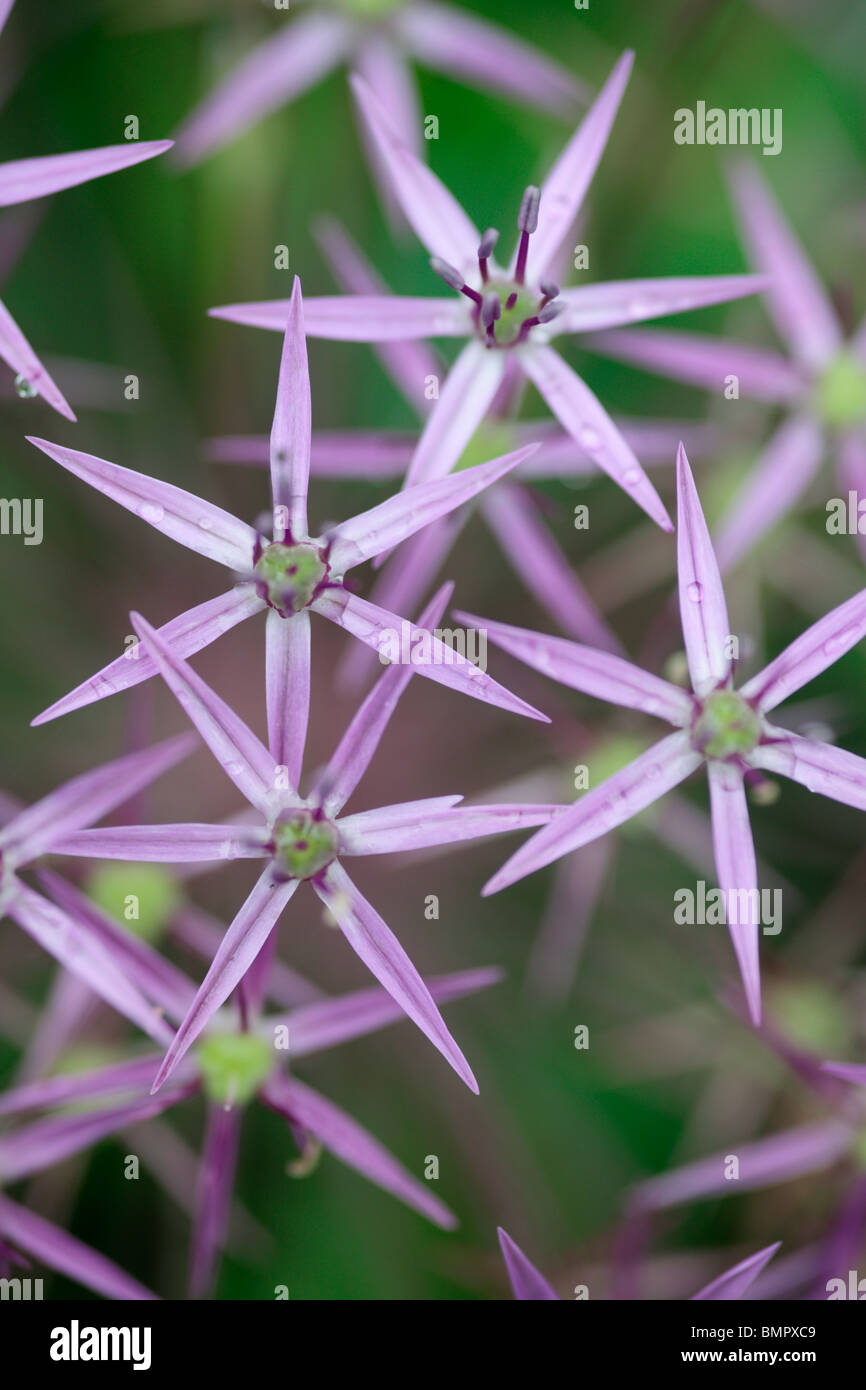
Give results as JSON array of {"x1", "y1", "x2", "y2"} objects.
[{"x1": 2, "y1": 1, "x2": 866, "y2": 1300}]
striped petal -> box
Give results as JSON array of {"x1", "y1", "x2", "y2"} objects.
[
  {"x1": 0, "y1": 141, "x2": 173, "y2": 207},
  {"x1": 707, "y1": 759, "x2": 762, "y2": 1026},
  {"x1": 498, "y1": 1227, "x2": 560, "y2": 1300},
  {"x1": 741, "y1": 587, "x2": 866, "y2": 713},
  {"x1": 676, "y1": 442, "x2": 731, "y2": 695}
]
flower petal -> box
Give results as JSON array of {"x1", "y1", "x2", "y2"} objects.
[
  {"x1": 728, "y1": 161, "x2": 841, "y2": 371},
  {"x1": 481, "y1": 482, "x2": 624, "y2": 652},
  {"x1": 713, "y1": 415, "x2": 824, "y2": 573},
  {"x1": 751, "y1": 730, "x2": 866, "y2": 812},
  {"x1": 0, "y1": 298, "x2": 75, "y2": 419},
  {"x1": 28, "y1": 436, "x2": 257, "y2": 570},
  {"x1": 350, "y1": 74, "x2": 479, "y2": 273},
  {"x1": 0, "y1": 1054, "x2": 165, "y2": 1118},
  {"x1": 0, "y1": 141, "x2": 173, "y2": 207},
  {"x1": 209, "y1": 429, "x2": 416, "y2": 479},
  {"x1": 314, "y1": 584, "x2": 453, "y2": 815},
  {"x1": 0, "y1": 733, "x2": 195, "y2": 868},
  {"x1": 351, "y1": 37, "x2": 423, "y2": 235},
  {"x1": 405, "y1": 339, "x2": 507, "y2": 487},
  {"x1": 497, "y1": 1227, "x2": 560, "y2": 1300},
  {"x1": 555, "y1": 275, "x2": 768, "y2": 337},
  {"x1": 172, "y1": 12, "x2": 350, "y2": 165},
  {"x1": 151, "y1": 869, "x2": 298, "y2": 1093},
  {"x1": 338, "y1": 802, "x2": 561, "y2": 856},
  {"x1": 189, "y1": 1105, "x2": 241, "y2": 1299},
  {"x1": 676, "y1": 442, "x2": 731, "y2": 695},
  {"x1": 51, "y1": 823, "x2": 269, "y2": 863},
  {"x1": 519, "y1": 50, "x2": 633, "y2": 283},
  {"x1": 0, "y1": 1196, "x2": 158, "y2": 1300},
  {"x1": 707, "y1": 760, "x2": 762, "y2": 1026},
  {"x1": 31, "y1": 586, "x2": 265, "y2": 727},
  {"x1": 211, "y1": 294, "x2": 469, "y2": 340},
  {"x1": 484, "y1": 731, "x2": 701, "y2": 895},
  {"x1": 326, "y1": 442, "x2": 535, "y2": 573},
  {"x1": 454, "y1": 610, "x2": 692, "y2": 725},
  {"x1": 692, "y1": 1243, "x2": 781, "y2": 1301},
  {"x1": 273, "y1": 966, "x2": 503, "y2": 1060},
  {"x1": 132, "y1": 612, "x2": 278, "y2": 814},
  {"x1": 261, "y1": 1073, "x2": 456, "y2": 1228},
  {"x1": 314, "y1": 587, "x2": 549, "y2": 722},
  {"x1": 314, "y1": 861, "x2": 479, "y2": 1093},
  {"x1": 521, "y1": 345, "x2": 672, "y2": 530},
  {"x1": 585, "y1": 325, "x2": 803, "y2": 403},
  {"x1": 269, "y1": 277, "x2": 311, "y2": 541},
  {"x1": 741, "y1": 587, "x2": 866, "y2": 712},
  {"x1": 266, "y1": 608, "x2": 310, "y2": 787}
]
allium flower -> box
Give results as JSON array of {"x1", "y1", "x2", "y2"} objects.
[
  {"x1": 0, "y1": 0, "x2": 172, "y2": 417},
  {"x1": 0, "y1": 946, "x2": 502, "y2": 1295},
  {"x1": 211, "y1": 52, "x2": 765, "y2": 531},
  {"x1": 590, "y1": 162, "x2": 866, "y2": 568},
  {"x1": 497, "y1": 1225, "x2": 780, "y2": 1301},
  {"x1": 0, "y1": 735, "x2": 195, "y2": 1039},
  {"x1": 47, "y1": 582, "x2": 559, "y2": 1093},
  {"x1": 171, "y1": 0, "x2": 586, "y2": 198},
  {"x1": 460, "y1": 445, "x2": 866, "y2": 1025},
  {"x1": 29, "y1": 277, "x2": 544, "y2": 733},
  {"x1": 212, "y1": 217, "x2": 720, "y2": 662}
]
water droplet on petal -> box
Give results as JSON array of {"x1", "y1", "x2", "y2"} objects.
[
  {"x1": 687, "y1": 582, "x2": 704, "y2": 604},
  {"x1": 139, "y1": 502, "x2": 165, "y2": 525},
  {"x1": 14, "y1": 373, "x2": 37, "y2": 399},
  {"x1": 578, "y1": 425, "x2": 602, "y2": 452},
  {"x1": 622, "y1": 468, "x2": 642, "y2": 488}
]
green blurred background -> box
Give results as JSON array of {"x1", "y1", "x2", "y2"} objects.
[{"x1": 2, "y1": 0, "x2": 866, "y2": 1299}]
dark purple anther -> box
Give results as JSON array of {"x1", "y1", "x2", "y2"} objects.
[
  {"x1": 514, "y1": 185, "x2": 540, "y2": 284},
  {"x1": 481, "y1": 291, "x2": 501, "y2": 341},
  {"x1": 477, "y1": 227, "x2": 499, "y2": 282},
  {"x1": 430, "y1": 255, "x2": 482, "y2": 304},
  {"x1": 539, "y1": 280, "x2": 559, "y2": 305},
  {"x1": 505, "y1": 291, "x2": 518, "y2": 311},
  {"x1": 537, "y1": 301, "x2": 562, "y2": 324}
]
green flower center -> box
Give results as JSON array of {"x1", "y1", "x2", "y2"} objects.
[
  {"x1": 272, "y1": 810, "x2": 339, "y2": 880},
  {"x1": 691, "y1": 689, "x2": 761, "y2": 761},
  {"x1": 86, "y1": 863, "x2": 179, "y2": 944},
  {"x1": 813, "y1": 353, "x2": 866, "y2": 429},
  {"x1": 476, "y1": 282, "x2": 539, "y2": 348},
  {"x1": 331, "y1": 0, "x2": 402, "y2": 18},
  {"x1": 254, "y1": 542, "x2": 328, "y2": 619},
  {"x1": 768, "y1": 982, "x2": 850, "y2": 1055},
  {"x1": 197, "y1": 1032, "x2": 274, "y2": 1108}
]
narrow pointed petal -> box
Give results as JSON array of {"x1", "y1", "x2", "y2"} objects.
[
  {"x1": 51, "y1": 823, "x2": 269, "y2": 863},
  {"x1": 838, "y1": 431, "x2": 866, "y2": 565},
  {"x1": 554, "y1": 275, "x2": 769, "y2": 337},
  {"x1": 350, "y1": 74, "x2": 479, "y2": 274},
  {"x1": 692, "y1": 1243, "x2": 781, "y2": 1301},
  {"x1": 314, "y1": 216, "x2": 438, "y2": 412},
  {"x1": 314, "y1": 862, "x2": 478, "y2": 1092},
  {"x1": 4, "y1": 884, "x2": 176, "y2": 1045},
  {"x1": 405, "y1": 339, "x2": 507, "y2": 487},
  {"x1": 631, "y1": 1121, "x2": 851, "y2": 1211},
  {"x1": 28, "y1": 437, "x2": 257, "y2": 570},
  {"x1": 741, "y1": 587, "x2": 866, "y2": 712},
  {"x1": 728, "y1": 161, "x2": 842, "y2": 371},
  {"x1": 514, "y1": 416, "x2": 720, "y2": 477},
  {"x1": 484, "y1": 731, "x2": 701, "y2": 895},
  {"x1": 0, "y1": 1196, "x2": 158, "y2": 1300},
  {"x1": 585, "y1": 325, "x2": 803, "y2": 403},
  {"x1": 352, "y1": 38, "x2": 423, "y2": 235},
  {"x1": 0, "y1": 140, "x2": 173, "y2": 207},
  {"x1": 0, "y1": 1055, "x2": 164, "y2": 1118},
  {"x1": 33, "y1": 586, "x2": 264, "y2": 727},
  {"x1": 0, "y1": 299, "x2": 75, "y2": 419},
  {"x1": 38, "y1": 869, "x2": 196, "y2": 1024},
  {"x1": 314, "y1": 588, "x2": 549, "y2": 722},
  {"x1": 751, "y1": 731, "x2": 866, "y2": 812},
  {"x1": 151, "y1": 870, "x2": 298, "y2": 1094},
  {"x1": 266, "y1": 608, "x2": 309, "y2": 785},
  {"x1": 0, "y1": 733, "x2": 195, "y2": 868},
  {"x1": 498, "y1": 1227, "x2": 560, "y2": 1300},
  {"x1": 522, "y1": 345, "x2": 672, "y2": 530},
  {"x1": 338, "y1": 802, "x2": 562, "y2": 856},
  {"x1": 172, "y1": 12, "x2": 350, "y2": 166},
  {"x1": 0, "y1": 1088, "x2": 193, "y2": 1184},
  {"x1": 822, "y1": 1061, "x2": 866, "y2": 1086},
  {"x1": 270, "y1": 277, "x2": 311, "y2": 540},
  {"x1": 398, "y1": 3, "x2": 584, "y2": 114},
  {"x1": 209, "y1": 429, "x2": 414, "y2": 479},
  {"x1": 275, "y1": 966, "x2": 503, "y2": 1060},
  {"x1": 713, "y1": 415, "x2": 823, "y2": 573},
  {"x1": 707, "y1": 760, "x2": 762, "y2": 1026},
  {"x1": 189, "y1": 1105, "x2": 241, "y2": 1299},
  {"x1": 517, "y1": 50, "x2": 632, "y2": 282},
  {"x1": 0, "y1": 0, "x2": 15, "y2": 39},
  {"x1": 327, "y1": 443, "x2": 536, "y2": 573},
  {"x1": 676, "y1": 443, "x2": 731, "y2": 695},
  {"x1": 211, "y1": 294, "x2": 468, "y2": 340},
  {"x1": 171, "y1": 902, "x2": 321, "y2": 1009},
  {"x1": 131, "y1": 612, "x2": 278, "y2": 814},
  {"x1": 481, "y1": 483, "x2": 623, "y2": 652},
  {"x1": 315, "y1": 584, "x2": 452, "y2": 815},
  {"x1": 261, "y1": 1073, "x2": 456, "y2": 1228},
  {"x1": 454, "y1": 610, "x2": 692, "y2": 725}
]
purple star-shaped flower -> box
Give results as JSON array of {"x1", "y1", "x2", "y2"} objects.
[
  {"x1": 590, "y1": 161, "x2": 866, "y2": 568},
  {"x1": 47, "y1": 581, "x2": 559, "y2": 1093},
  {"x1": 29, "y1": 276, "x2": 545, "y2": 735},
  {"x1": 211, "y1": 52, "x2": 765, "y2": 531},
  {"x1": 459, "y1": 444, "x2": 866, "y2": 1025}
]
